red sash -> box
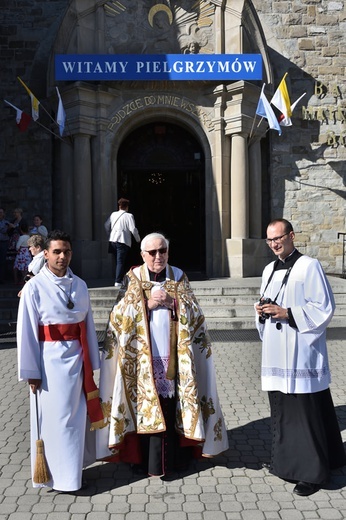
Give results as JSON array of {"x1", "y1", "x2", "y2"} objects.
[{"x1": 38, "y1": 322, "x2": 105, "y2": 431}]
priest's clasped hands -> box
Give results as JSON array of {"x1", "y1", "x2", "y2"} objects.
[{"x1": 147, "y1": 287, "x2": 174, "y2": 311}]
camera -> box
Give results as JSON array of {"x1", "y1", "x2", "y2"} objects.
[{"x1": 259, "y1": 297, "x2": 276, "y2": 323}]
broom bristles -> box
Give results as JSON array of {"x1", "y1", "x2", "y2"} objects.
[{"x1": 33, "y1": 439, "x2": 51, "y2": 484}]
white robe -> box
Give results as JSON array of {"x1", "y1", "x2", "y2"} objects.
[
  {"x1": 143, "y1": 264, "x2": 180, "y2": 398},
  {"x1": 256, "y1": 255, "x2": 335, "y2": 394},
  {"x1": 17, "y1": 265, "x2": 100, "y2": 491}
]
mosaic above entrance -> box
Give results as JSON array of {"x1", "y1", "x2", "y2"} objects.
[{"x1": 103, "y1": 0, "x2": 216, "y2": 54}]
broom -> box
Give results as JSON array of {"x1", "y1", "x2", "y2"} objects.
[{"x1": 33, "y1": 392, "x2": 51, "y2": 484}]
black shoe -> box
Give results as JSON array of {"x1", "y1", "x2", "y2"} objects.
[
  {"x1": 81, "y1": 478, "x2": 88, "y2": 490},
  {"x1": 293, "y1": 481, "x2": 320, "y2": 496},
  {"x1": 262, "y1": 462, "x2": 271, "y2": 470},
  {"x1": 160, "y1": 473, "x2": 176, "y2": 482}
]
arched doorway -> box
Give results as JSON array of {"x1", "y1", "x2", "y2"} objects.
[{"x1": 118, "y1": 121, "x2": 206, "y2": 276}]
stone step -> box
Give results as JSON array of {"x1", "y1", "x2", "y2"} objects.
[
  {"x1": 4, "y1": 297, "x2": 346, "y2": 326},
  {"x1": 93, "y1": 314, "x2": 346, "y2": 332},
  {"x1": 4, "y1": 290, "x2": 346, "y2": 310},
  {"x1": 1, "y1": 275, "x2": 346, "y2": 335},
  {"x1": 90, "y1": 304, "x2": 254, "y2": 320}
]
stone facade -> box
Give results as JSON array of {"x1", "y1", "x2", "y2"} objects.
[
  {"x1": 1, "y1": 1, "x2": 68, "y2": 231},
  {"x1": 252, "y1": 0, "x2": 346, "y2": 274},
  {"x1": 1, "y1": 0, "x2": 345, "y2": 279}
]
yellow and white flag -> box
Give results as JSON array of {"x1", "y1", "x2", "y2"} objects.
[
  {"x1": 17, "y1": 76, "x2": 40, "y2": 121},
  {"x1": 271, "y1": 73, "x2": 292, "y2": 121}
]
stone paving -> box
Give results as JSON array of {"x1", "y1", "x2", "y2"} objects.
[{"x1": 0, "y1": 332, "x2": 345, "y2": 519}]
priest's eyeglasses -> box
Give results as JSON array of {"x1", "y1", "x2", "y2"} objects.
[
  {"x1": 265, "y1": 232, "x2": 289, "y2": 245},
  {"x1": 144, "y1": 248, "x2": 168, "y2": 256}
]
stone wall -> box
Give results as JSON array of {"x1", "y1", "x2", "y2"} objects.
[
  {"x1": 252, "y1": 0, "x2": 346, "y2": 274},
  {"x1": 1, "y1": 1, "x2": 346, "y2": 275},
  {"x1": 0, "y1": 1, "x2": 67, "y2": 228}
]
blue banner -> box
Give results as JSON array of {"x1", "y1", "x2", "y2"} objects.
[{"x1": 55, "y1": 54, "x2": 262, "y2": 81}]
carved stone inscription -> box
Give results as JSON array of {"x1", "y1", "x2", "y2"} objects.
[{"x1": 108, "y1": 94, "x2": 213, "y2": 130}]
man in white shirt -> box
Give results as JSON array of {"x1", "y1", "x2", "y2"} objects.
[{"x1": 104, "y1": 198, "x2": 140, "y2": 287}]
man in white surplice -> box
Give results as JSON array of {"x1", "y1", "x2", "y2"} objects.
[
  {"x1": 255, "y1": 219, "x2": 345, "y2": 497},
  {"x1": 17, "y1": 230, "x2": 102, "y2": 492}
]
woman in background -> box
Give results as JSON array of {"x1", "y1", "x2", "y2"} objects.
[
  {"x1": 29, "y1": 214, "x2": 48, "y2": 238},
  {"x1": 13, "y1": 222, "x2": 31, "y2": 284}
]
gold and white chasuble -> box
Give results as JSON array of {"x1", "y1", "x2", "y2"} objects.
[{"x1": 96, "y1": 265, "x2": 229, "y2": 461}]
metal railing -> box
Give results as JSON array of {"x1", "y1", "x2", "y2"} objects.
[{"x1": 337, "y1": 232, "x2": 346, "y2": 278}]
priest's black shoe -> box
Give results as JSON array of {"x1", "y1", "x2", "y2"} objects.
[
  {"x1": 293, "y1": 481, "x2": 320, "y2": 496},
  {"x1": 261, "y1": 462, "x2": 271, "y2": 470}
]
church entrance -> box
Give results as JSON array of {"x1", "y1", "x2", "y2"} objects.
[{"x1": 117, "y1": 122, "x2": 206, "y2": 277}]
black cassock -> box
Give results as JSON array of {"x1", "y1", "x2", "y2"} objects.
[{"x1": 268, "y1": 388, "x2": 346, "y2": 484}]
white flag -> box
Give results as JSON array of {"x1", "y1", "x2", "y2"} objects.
[
  {"x1": 56, "y1": 87, "x2": 66, "y2": 136},
  {"x1": 279, "y1": 92, "x2": 306, "y2": 126},
  {"x1": 256, "y1": 84, "x2": 282, "y2": 135}
]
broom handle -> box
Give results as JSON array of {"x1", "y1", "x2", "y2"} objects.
[{"x1": 35, "y1": 392, "x2": 41, "y2": 441}]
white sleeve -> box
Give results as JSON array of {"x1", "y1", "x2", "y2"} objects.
[
  {"x1": 17, "y1": 283, "x2": 42, "y2": 381},
  {"x1": 291, "y1": 259, "x2": 335, "y2": 334},
  {"x1": 85, "y1": 298, "x2": 101, "y2": 371}
]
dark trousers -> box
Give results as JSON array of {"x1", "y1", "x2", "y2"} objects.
[
  {"x1": 111, "y1": 242, "x2": 130, "y2": 283},
  {"x1": 0, "y1": 241, "x2": 9, "y2": 282},
  {"x1": 139, "y1": 396, "x2": 192, "y2": 477}
]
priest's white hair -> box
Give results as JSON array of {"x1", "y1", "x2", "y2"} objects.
[{"x1": 140, "y1": 233, "x2": 169, "y2": 252}]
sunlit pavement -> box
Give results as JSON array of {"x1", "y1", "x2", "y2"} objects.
[{"x1": 0, "y1": 328, "x2": 345, "y2": 519}]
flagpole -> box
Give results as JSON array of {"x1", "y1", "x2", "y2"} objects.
[
  {"x1": 35, "y1": 120, "x2": 73, "y2": 146},
  {"x1": 249, "y1": 114, "x2": 258, "y2": 140},
  {"x1": 40, "y1": 103, "x2": 61, "y2": 128},
  {"x1": 257, "y1": 117, "x2": 264, "y2": 128}
]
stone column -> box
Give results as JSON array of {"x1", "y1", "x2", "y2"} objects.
[
  {"x1": 231, "y1": 133, "x2": 249, "y2": 238},
  {"x1": 60, "y1": 141, "x2": 74, "y2": 235},
  {"x1": 211, "y1": 85, "x2": 231, "y2": 277},
  {"x1": 73, "y1": 134, "x2": 92, "y2": 240},
  {"x1": 248, "y1": 139, "x2": 262, "y2": 238}
]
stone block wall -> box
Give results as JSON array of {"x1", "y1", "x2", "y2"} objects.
[
  {"x1": 0, "y1": 1, "x2": 67, "y2": 228},
  {"x1": 252, "y1": 0, "x2": 346, "y2": 274},
  {"x1": 1, "y1": 0, "x2": 346, "y2": 275}
]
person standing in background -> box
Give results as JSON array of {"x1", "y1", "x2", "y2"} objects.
[
  {"x1": 255, "y1": 218, "x2": 346, "y2": 496},
  {"x1": 104, "y1": 198, "x2": 140, "y2": 287},
  {"x1": 13, "y1": 222, "x2": 31, "y2": 285},
  {"x1": 0, "y1": 208, "x2": 10, "y2": 283},
  {"x1": 29, "y1": 214, "x2": 48, "y2": 238},
  {"x1": 7, "y1": 207, "x2": 27, "y2": 271},
  {"x1": 26, "y1": 234, "x2": 46, "y2": 276},
  {"x1": 17, "y1": 234, "x2": 46, "y2": 298}
]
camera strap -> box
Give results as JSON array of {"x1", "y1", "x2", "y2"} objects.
[
  {"x1": 272, "y1": 267, "x2": 292, "y2": 303},
  {"x1": 261, "y1": 261, "x2": 292, "y2": 303},
  {"x1": 260, "y1": 259, "x2": 279, "y2": 297}
]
